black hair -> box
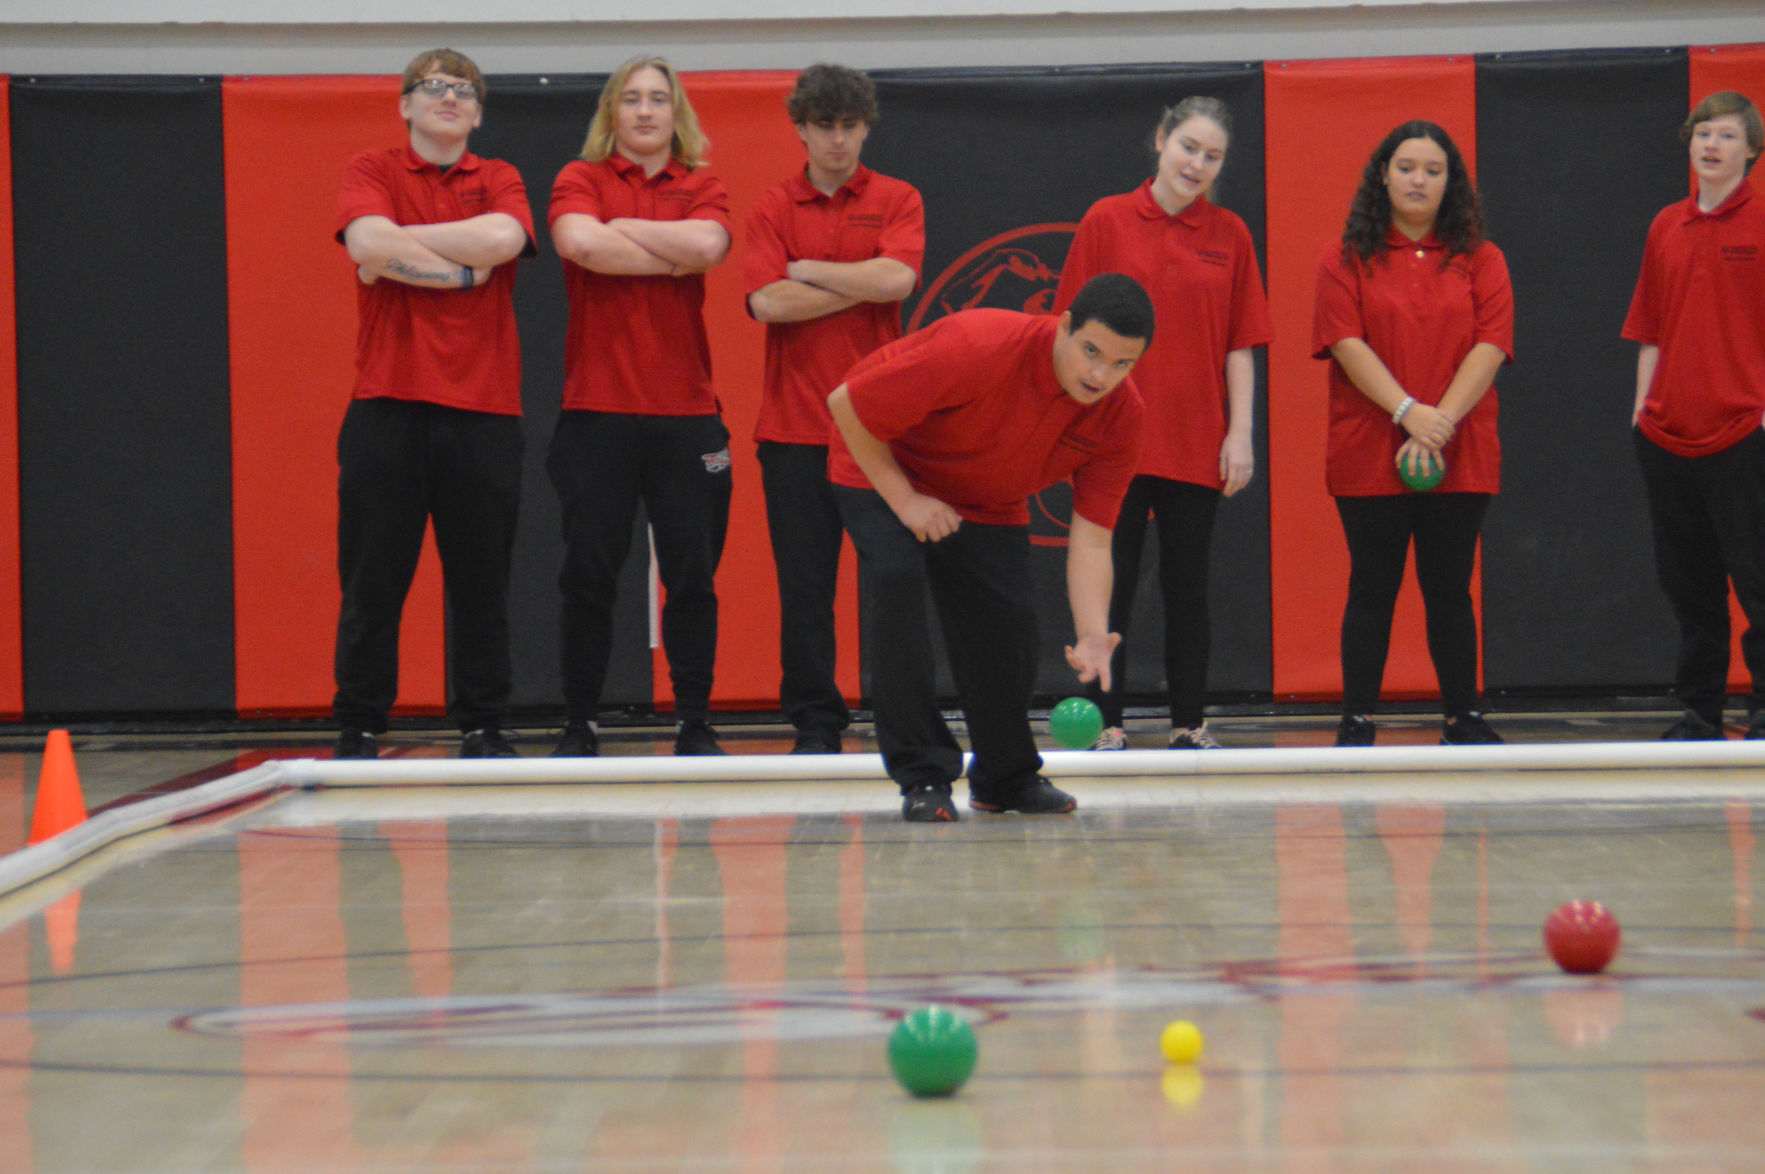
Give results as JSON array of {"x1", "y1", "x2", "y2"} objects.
[
  {"x1": 1342, "y1": 120, "x2": 1483, "y2": 265},
  {"x1": 786, "y1": 64, "x2": 879, "y2": 126},
  {"x1": 1067, "y1": 273, "x2": 1155, "y2": 345}
]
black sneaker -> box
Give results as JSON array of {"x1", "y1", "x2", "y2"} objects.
[
  {"x1": 1442, "y1": 711, "x2": 1503, "y2": 745},
  {"x1": 791, "y1": 730, "x2": 842, "y2": 754},
  {"x1": 1748, "y1": 712, "x2": 1765, "y2": 741},
  {"x1": 902, "y1": 783, "x2": 958, "y2": 822},
  {"x1": 1334, "y1": 714, "x2": 1375, "y2": 747},
  {"x1": 1660, "y1": 710, "x2": 1725, "y2": 741},
  {"x1": 461, "y1": 728, "x2": 519, "y2": 758},
  {"x1": 335, "y1": 728, "x2": 378, "y2": 759},
  {"x1": 550, "y1": 722, "x2": 600, "y2": 757},
  {"x1": 675, "y1": 719, "x2": 727, "y2": 756},
  {"x1": 969, "y1": 775, "x2": 1077, "y2": 815}
]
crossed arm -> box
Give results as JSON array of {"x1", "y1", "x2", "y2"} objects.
[
  {"x1": 749, "y1": 257, "x2": 917, "y2": 323},
  {"x1": 346, "y1": 212, "x2": 528, "y2": 289},
  {"x1": 551, "y1": 213, "x2": 730, "y2": 277}
]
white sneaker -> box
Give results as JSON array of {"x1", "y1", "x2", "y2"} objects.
[
  {"x1": 1089, "y1": 726, "x2": 1128, "y2": 750},
  {"x1": 1169, "y1": 725, "x2": 1222, "y2": 750}
]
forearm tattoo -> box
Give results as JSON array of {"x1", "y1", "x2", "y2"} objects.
[{"x1": 385, "y1": 258, "x2": 455, "y2": 284}]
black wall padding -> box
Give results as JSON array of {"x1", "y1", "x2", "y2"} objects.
[
  {"x1": 866, "y1": 63, "x2": 1273, "y2": 701},
  {"x1": 467, "y1": 75, "x2": 655, "y2": 712},
  {"x1": 12, "y1": 77, "x2": 237, "y2": 715},
  {"x1": 1475, "y1": 50, "x2": 1687, "y2": 691}
]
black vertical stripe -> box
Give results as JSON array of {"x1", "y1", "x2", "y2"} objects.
[
  {"x1": 1475, "y1": 49, "x2": 1688, "y2": 692},
  {"x1": 867, "y1": 63, "x2": 1272, "y2": 702},
  {"x1": 12, "y1": 77, "x2": 235, "y2": 716}
]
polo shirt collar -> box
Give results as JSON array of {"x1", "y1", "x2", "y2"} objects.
[
  {"x1": 608, "y1": 153, "x2": 687, "y2": 183},
  {"x1": 788, "y1": 164, "x2": 873, "y2": 203},
  {"x1": 401, "y1": 144, "x2": 482, "y2": 175},
  {"x1": 1684, "y1": 181, "x2": 1756, "y2": 222},
  {"x1": 1385, "y1": 224, "x2": 1443, "y2": 250},
  {"x1": 1132, "y1": 180, "x2": 1211, "y2": 225}
]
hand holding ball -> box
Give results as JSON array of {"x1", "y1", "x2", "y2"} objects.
[{"x1": 1399, "y1": 448, "x2": 1446, "y2": 492}]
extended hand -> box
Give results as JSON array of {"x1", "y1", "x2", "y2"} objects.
[
  {"x1": 1220, "y1": 434, "x2": 1254, "y2": 498},
  {"x1": 1064, "y1": 632, "x2": 1122, "y2": 692}
]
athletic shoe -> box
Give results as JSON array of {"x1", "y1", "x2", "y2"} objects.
[
  {"x1": 1169, "y1": 725, "x2": 1222, "y2": 750},
  {"x1": 461, "y1": 728, "x2": 519, "y2": 758},
  {"x1": 1441, "y1": 711, "x2": 1504, "y2": 745},
  {"x1": 791, "y1": 730, "x2": 842, "y2": 754},
  {"x1": 902, "y1": 783, "x2": 958, "y2": 822},
  {"x1": 1334, "y1": 715, "x2": 1375, "y2": 747},
  {"x1": 1660, "y1": 710, "x2": 1725, "y2": 741},
  {"x1": 1748, "y1": 712, "x2": 1765, "y2": 741},
  {"x1": 675, "y1": 719, "x2": 727, "y2": 756},
  {"x1": 550, "y1": 722, "x2": 600, "y2": 757},
  {"x1": 969, "y1": 776, "x2": 1077, "y2": 815},
  {"x1": 334, "y1": 728, "x2": 378, "y2": 760},
  {"x1": 1089, "y1": 726, "x2": 1128, "y2": 751}
]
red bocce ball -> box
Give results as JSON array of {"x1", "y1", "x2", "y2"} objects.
[{"x1": 1544, "y1": 900, "x2": 1622, "y2": 975}]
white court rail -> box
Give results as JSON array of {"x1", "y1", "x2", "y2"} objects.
[{"x1": 5, "y1": 740, "x2": 1765, "y2": 901}]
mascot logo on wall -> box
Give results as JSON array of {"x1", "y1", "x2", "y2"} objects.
[{"x1": 908, "y1": 223, "x2": 1078, "y2": 547}]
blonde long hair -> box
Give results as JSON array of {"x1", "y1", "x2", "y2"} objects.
[{"x1": 580, "y1": 56, "x2": 709, "y2": 169}]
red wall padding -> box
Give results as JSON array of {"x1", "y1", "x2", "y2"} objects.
[
  {"x1": 675, "y1": 71, "x2": 863, "y2": 711},
  {"x1": 224, "y1": 77, "x2": 447, "y2": 717},
  {"x1": 0, "y1": 78, "x2": 20, "y2": 719},
  {"x1": 1690, "y1": 44, "x2": 1765, "y2": 695},
  {"x1": 1263, "y1": 57, "x2": 1479, "y2": 701}
]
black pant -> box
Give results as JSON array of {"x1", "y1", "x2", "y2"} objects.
[
  {"x1": 835, "y1": 486, "x2": 1043, "y2": 797},
  {"x1": 333, "y1": 398, "x2": 523, "y2": 733},
  {"x1": 1335, "y1": 492, "x2": 1490, "y2": 716},
  {"x1": 758, "y1": 441, "x2": 850, "y2": 736},
  {"x1": 1089, "y1": 475, "x2": 1220, "y2": 729},
  {"x1": 548, "y1": 411, "x2": 732, "y2": 724},
  {"x1": 1634, "y1": 428, "x2": 1765, "y2": 724}
]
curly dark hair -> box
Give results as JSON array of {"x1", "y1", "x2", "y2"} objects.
[
  {"x1": 785, "y1": 64, "x2": 879, "y2": 126},
  {"x1": 1341, "y1": 120, "x2": 1483, "y2": 265}
]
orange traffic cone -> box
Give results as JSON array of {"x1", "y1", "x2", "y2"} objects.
[{"x1": 27, "y1": 729, "x2": 88, "y2": 845}]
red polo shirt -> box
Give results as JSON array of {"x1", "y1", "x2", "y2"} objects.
[
  {"x1": 335, "y1": 146, "x2": 536, "y2": 416},
  {"x1": 827, "y1": 310, "x2": 1144, "y2": 528},
  {"x1": 548, "y1": 155, "x2": 731, "y2": 415},
  {"x1": 1312, "y1": 232, "x2": 1514, "y2": 496},
  {"x1": 1624, "y1": 183, "x2": 1765, "y2": 458},
  {"x1": 745, "y1": 166, "x2": 925, "y2": 445},
  {"x1": 1053, "y1": 186, "x2": 1272, "y2": 487}
]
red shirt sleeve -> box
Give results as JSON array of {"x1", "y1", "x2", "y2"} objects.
[
  {"x1": 1071, "y1": 387, "x2": 1145, "y2": 529},
  {"x1": 1052, "y1": 204, "x2": 1105, "y2": 315},
  {"x1": 480, "y1": 159, "x2": 539, "y2": 258},
  {"x1": 843, "y1": 317, "x2": 976, "y2": 442},
  {"x1": 1470, "y1": 242, "x2": 1516, "y2": 360},
  {"x1": 742, "y1": 188, "x2": 791, "y2": 299},
  {"x1": 1311, "y1": 245, "x2": 1364, "y2": 359},
  {"x1": 547, "y1": 161, "x2": 602, "y2": 226},
  {"x1": 334, "y1": 150, "x2": 398, "y2": 243},
  {"x1": 875, "y1": 184, "x2": 927, "y2": 274},
  {"x1": 685, "y1": 172, "x2": 732, "y2": 230},
  {"x1": 1226, "y1": 219, "x2": 1275, "y2": 352}
]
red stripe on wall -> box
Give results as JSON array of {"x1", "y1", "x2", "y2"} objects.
[
  {"x1": 1689, "y1": 45, "x2": 1765, "y2": 697},
  {"x1": 0, "y1": 78, "x2": 21, "y2": 720},
  {"x1": 1263, "y1": 57, "x2": 1479, "y2": 701},
  {"x1": 223, "y1": 76, "x2": 447, "y2": 718},
  {"x1": 678, "y1": 70, "x2": 861, "y2": 711}
]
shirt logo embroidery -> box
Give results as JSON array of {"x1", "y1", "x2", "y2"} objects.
[
  {"x1": 847, "y1": 212, "x2": 886, "y2": 227},
  {"x1": 1196, "y1": 248, "x2": 1230, "y2": 268},
  {"x1": 1721, "y1": 244, "x2": 1759, "y2": 262}
]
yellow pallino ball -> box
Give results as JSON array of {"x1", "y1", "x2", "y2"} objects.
[{"x1": 1160, "y1": 1019, "x2": 1205, "y2": 1065}]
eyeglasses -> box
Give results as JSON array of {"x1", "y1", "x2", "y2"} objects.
[{"x1": 406, "y1": 78, "x2": 479, "y2": 101}]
